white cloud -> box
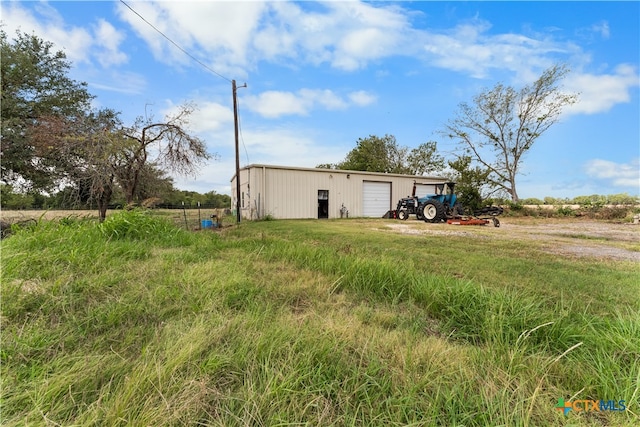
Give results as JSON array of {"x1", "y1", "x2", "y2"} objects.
[
  {"x1": 591, "y1": 21, "x2": 610, "y2": 39},
  {"x1": 301, "y1": 89, "x2": 348, "y2": 110},
  {"x1": 2, "y1": 3, "x2": 140, "y2": 99},
  {"x1": 6, "y1": 1, "x2": 637, "y2": 124},
  {"x1": 243, "y1": 91, "x2": 311, "y2": 118},
  {"x1": 112, "y1": 0, "x2": 636, "y2": 122},
  {"x1": 238, "y1": 126, "x2": 342, "y2": 168},
  {"x1": 2, "y1": 2, "x2": 93, "y2": 64},
  {"x1": 89, "y1": 70, "x2": 147, "y2": 95},
  {"x1": 421, "y1": 21, "x2": 576, "y2": 80},
  {"x1": 242, "y1": 89, "x2": 376, "y2": 118},
  {"x1": 184, "y1": 102, "x2": 234, "y2": 134},
  {"x1": 115, "y1": 1, "x2": 412, "y2": 73},
  {"x1": 115, "y1": 2, "x2": 167, "y2": 59},
  {"x1": 295, "y1": 2, "x2": 412, "y2": 71},
  {"x1": 160, "y1": 101, "x2": 233, "y2": 135},
  {"x1": 584, "y1": 158, "x2": 640, "y2": 189},
  {"x1": 564, "y1": 64, "x2": 640, "y2": 115},
  {"x1": 3, "y1": 2, "x2": 131, "y2": 71},
  {"x1": 333, "y1": 26, "x2": 403, "y2": 71},
  {"x1": 115, "y1": 0, "x2": 266, "y2": 76},
  {"x1": 348, "y1": 90, "x2": 378, "y2": 106},
  {"x1": 93, "y1": 19, "x2": 128, "y2": 67}
]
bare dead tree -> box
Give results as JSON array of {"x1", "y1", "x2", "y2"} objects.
[
  {"x1": 115, "y1": 103, "x2": 212, "y2": 205},
  {"x1": 443, "y1": 65, "x2": 578, "y2": 202}
]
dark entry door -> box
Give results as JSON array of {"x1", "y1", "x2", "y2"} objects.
[{"x1": 318, "y1": 190, "x2": 329, "y2": 219}]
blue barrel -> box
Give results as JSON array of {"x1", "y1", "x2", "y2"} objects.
[{"x1": 201, "y1": 219, "x2": 213, "y2": 229}]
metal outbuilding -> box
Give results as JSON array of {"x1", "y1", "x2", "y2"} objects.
[{"x1": 230, "y1": 164, "x2": 446, "y2": 220}]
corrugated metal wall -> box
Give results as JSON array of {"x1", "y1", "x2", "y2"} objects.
[
  {"x1": 231, "y1": 165, "x2": 445, "y2": 219},
  {"x1": 263, "y1": 168, "x2": 361, "y2": 219}
]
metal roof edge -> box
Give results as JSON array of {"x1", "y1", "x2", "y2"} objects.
[{"x1": 234, "y1": 163, "x2": 445, "y2": 181}]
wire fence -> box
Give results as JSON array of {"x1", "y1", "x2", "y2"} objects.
[
  {"x1": 0, "y1": 205, "x2": 234, "y2": 231},
  {"x1": 160, "y1": 205, "x2": 233, "y2": 231}
]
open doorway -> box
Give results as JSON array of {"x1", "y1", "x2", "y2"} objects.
[{"x1": 318, "y1": 190, "x2": 329, "y2": 219}]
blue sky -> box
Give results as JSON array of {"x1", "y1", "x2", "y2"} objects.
[{"x1": 3, "y1": 1, "x2": 639, "y2": 199}]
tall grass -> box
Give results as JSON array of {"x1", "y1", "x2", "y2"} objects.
[{"x1": 1, "y1": 215, "x2": 638, "y2": 426}]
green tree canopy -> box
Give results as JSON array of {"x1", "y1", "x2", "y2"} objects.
[
  {"x1": 446, "y1": 155, "x2": 492, "y2": 213},
  {"x1": 1, "y1": 29, "x2": 94, "y2": 190},
  {"x1": 321, "y1": 135, "x2": 445, "y2": 176},
  {"x1": 338, "y1": 134, "x2": 406, "y2": 173},
  {"x1": 406, "y1": 141, "x2": 445, "y2": 176}
]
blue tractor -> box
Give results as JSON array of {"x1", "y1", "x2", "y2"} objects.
[{"x1": 396, "y1": 181, "x2": 464, "y2": 222}]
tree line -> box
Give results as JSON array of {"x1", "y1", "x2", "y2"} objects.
[{"x1": 0, "y1": 183, "x2": 231, "y2": 211}]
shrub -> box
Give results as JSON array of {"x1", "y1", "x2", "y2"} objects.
[
  {"x1": 590, "y1": 207, "x2": 630, "y2": 220},
  {"x1": 499, "y1": 202, "x2": 520, "y2": 217},
  {"x1": 556, "y1": 206, "x2": 575, "y2": 217},
  {"x1": 508, "y1": 202, "x2": 524, "y2": 211}
]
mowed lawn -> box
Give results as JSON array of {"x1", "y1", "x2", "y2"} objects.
[{"x1": 1, "y1": 212, "x2": 639, "y2": 426}]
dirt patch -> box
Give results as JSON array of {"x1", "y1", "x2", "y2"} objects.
[{"x1": 384, "y1": 218, "x2": 640, "y2": 262}]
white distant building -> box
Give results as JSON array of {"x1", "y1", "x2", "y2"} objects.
[{"x1": 230, "y1": 164, "x2": 446, "y2": 220}]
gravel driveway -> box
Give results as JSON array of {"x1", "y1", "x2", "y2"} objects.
[{"x1": 385, "y1": 218, "x2": 640, "y2": 262}]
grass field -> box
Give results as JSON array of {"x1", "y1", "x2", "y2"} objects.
[
  {"x1": 0, "y1": 208, "x2": 228, "y2": 230},
  {"x1": 1, "y1": 210, "x2": 638, "y2": 426}
]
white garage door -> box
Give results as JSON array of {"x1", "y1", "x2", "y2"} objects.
[{"x1": 363, "y1": 181, "x2": 391, "y2": 217}]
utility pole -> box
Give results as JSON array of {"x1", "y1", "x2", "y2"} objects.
[{"x1": 232, "y1": 79, "x2": 246, "y2": 223}]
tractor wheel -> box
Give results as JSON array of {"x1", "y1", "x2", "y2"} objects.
[
  {"x1": 421, "y1": 200, "x2": 446, "y2": 223},
  {"x1": 398, "y1": 210, "x2": 409, "y2": 220}
]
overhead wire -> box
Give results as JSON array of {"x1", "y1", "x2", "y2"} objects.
[
  {"x1": 119, "y1": 0, "x2": 250, "y2": 189},
  {"x1": 119, "y1": 0, "x2": 232, "y2": 83}
]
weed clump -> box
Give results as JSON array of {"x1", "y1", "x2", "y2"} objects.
[{"x1": 99, "y1": 208, "x2": 189, "y2": 244}]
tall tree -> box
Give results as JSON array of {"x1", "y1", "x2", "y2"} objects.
[
  {"x1": 1, "y1": 29, "x2": 93, "y2": 190},
  {"x1": 443, "y1": 65, "x2": 578, "y2": 202}
]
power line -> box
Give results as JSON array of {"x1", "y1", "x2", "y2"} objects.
[{"x1": 119, "y1": 0, "x2": 232, "y2": 83}]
